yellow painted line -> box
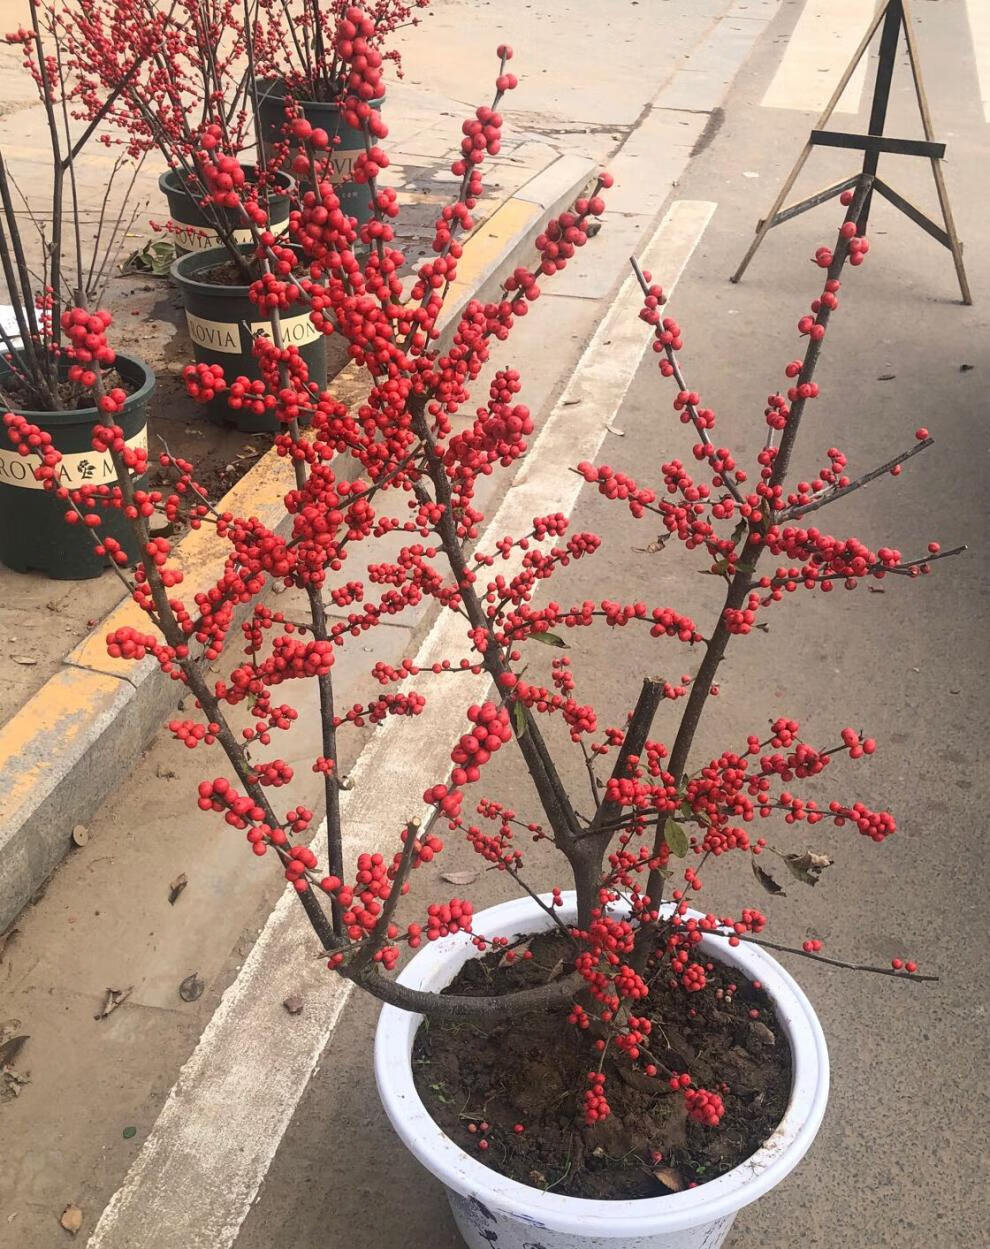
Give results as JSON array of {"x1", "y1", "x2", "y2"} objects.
[
  {"x1": 457, "y1": 197, "x2": 542, "y2": 272},
  {"x1": 966, "y1": 0, "x2": 990, "y2": 122},
  {"x1": 0, "y1": 667, "x2": 124, "y2": 818},
  {"x1": 762, "y1": 0, "x2": 877, "y2": 114}
]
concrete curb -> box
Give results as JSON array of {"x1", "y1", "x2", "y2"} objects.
[{"x1": 0, "y1": 153, "x2": 597, "y2": 932}]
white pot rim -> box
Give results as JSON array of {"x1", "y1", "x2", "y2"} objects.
[{"x1": 374, "y1": 892, "x2": 829, "y2": 1238}]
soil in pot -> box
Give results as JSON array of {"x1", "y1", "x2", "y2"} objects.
[
  {"x1": 1, "y1": 367, "x2": 136, "y2": 413},
  {"x1": 413, "y1": 931, "x2": 792, "y2": 1201}
]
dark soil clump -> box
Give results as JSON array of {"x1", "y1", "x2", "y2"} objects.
[
  {"x1": 413, "y1": 931, "x2": 792, "y2": 1200},
  {"x1": 1, "y1": 367, "x2": 135, "y2": 414}
]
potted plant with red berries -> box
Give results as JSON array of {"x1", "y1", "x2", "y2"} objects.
[
  {"x1": 63, "y1": 0, "x2": 295, "y2": 257},
  {"x1": 47, "y1": 17, "x2": 953, "y2": 1248},
  {"x1": 60, "y1": 0, "x2": 327, "y2": 432},
  {"x1": 251, "y1": 1, "x2": 431, "y2": 222},
  {"x1": 0, "y1": 9, "x2": 153, "y2": 579}
]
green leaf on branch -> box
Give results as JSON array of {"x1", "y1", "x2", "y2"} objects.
[
  {"x1": 512, "y1": 700, "x2": 527, "y2": 738},
  {"x1": 771, "y1": 847, "x2": 833, "y2": 886},
  {"x1": 527, "y1": 631, "x2": 567, "y2": 647},
  {"x1": 751, "y1": 858, "x2": 786, "y2": 895},
  {"x1": 663, "y1": 818, "x2": 689, "y2": 857}
]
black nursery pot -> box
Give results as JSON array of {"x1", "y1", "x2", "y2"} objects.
[
  {"x1": 159, "y1": 166, "x2": 295, "y2": 256},
  {"x1": 0, "y1": 354, "x2": 154, "y2": 581},
  {"x1": 255, "y1": 78, "x2": 383, "y2": 223},
  {"x1": 170, "y1": 244, "x2": 328, "y2": 433}
]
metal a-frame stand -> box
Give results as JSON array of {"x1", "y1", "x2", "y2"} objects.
[{"x1": 730, "y1": 0, "x2": 971, "y2": 304}]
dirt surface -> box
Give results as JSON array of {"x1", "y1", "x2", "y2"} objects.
[
  {"x1": 196, "y1": 256, "x2": 276, "y2": 286},
  {"x1": 413, "y1": 930, "x2": 791, "y2": 1199}
]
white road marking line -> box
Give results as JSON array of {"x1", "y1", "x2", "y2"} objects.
[
  {"x1": 966, "y1": 0, "x2": 990, "y2": 121},
  {"x1": 86, "y1": 200, "x2": 715, "y2": 1249},
  {"x1": 762, "y1": 0, "x2": 876, "y2": 114}
]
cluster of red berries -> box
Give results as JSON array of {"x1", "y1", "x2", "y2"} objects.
[
  {"x1": 449, "y1": 702, "x2": 512, "y2": 786},
  {"x1": 183, "y1": 361, "x2": 227, "y2": 404},
  {"x1": 684, "y1": 1086, "x2": 725, "y2": 1127},
  {"x1": 584, "y1": 1072, "x2": 610, "y2": 1124}
]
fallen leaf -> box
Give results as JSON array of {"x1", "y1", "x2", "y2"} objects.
[
  {"x1": 959, "y1": 363, "x2": 974, "y2": 372},
  {"x1": 605, "y1": 422, "x2": 625, "y2": 436},
  {"x1": 876, "y1": 373, "x2": 896, "y2": 381},
  {"x1": 120, "y1": 238, "x2": 175, "y2": 277},
  {"x1": 156, "y1": 763, "x2": 177, "y2": 780},
  {"x1": 749, "y1": 1020, "x2": 777, "y2": 1047},
  {"x1": 283, "y1": 994, "x2": 304, "y2": 1015},
  {"x1": 122, "y1": 1126, "x2": 137, "y2": 1139},
  {"x1": 71, "y1": 825, "x2": 89, "y2": 848},
  {"x1": 0, "y1": 1034, "x2": 28, "y2": 1071},
  {"x1": 11, "y1": 656, "x2": 37, "y2": 666},
  {"x1": 654, "y1": 1166, "x2": 684, "y2": 1192},
  {"x1": 168, "y1": 873, "x2": 188, "y2": 905},
  {"x1": 179, "y1": 972, "x2": 204, "y2": 1002},
  {"x1": 441, "y1": 869, "x2": 479, "y2": 885},
  {"x1": 751, "y1": 859, "x2": 786, "y2": 895},
  {"x1": 94, "y1": 986, "x2": 132, "y2": 1020},
  {"x1": 772, "y1": 848, "x2": 832, "y2": 886},
  {"x1": 59, "y1": 1204, "x2": 83, "y2": 1235}
]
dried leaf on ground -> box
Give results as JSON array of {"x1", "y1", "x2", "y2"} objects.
[
  {"x1": 283, "y1": 994, "x2": 304, "y2": 1015},
  {"x1": 440, "y1": 869, "x2": 479, "y2": 886},
  {"x1": 179, "y1": 973, "x2": 204, "y2": 1002},
  {"x1": 120, "y1": 238, "x2": 174, "y2": 277},
  {"x1": 94, "y1": 986, "x2": 132, "y2": 1020},
  {"x1": 168, "y1": 873, "x2": 188, "y2": 905},
  {"x1": 11, "y1": 656, "x2": 37, "y2": 666},
  {"x1": 59, "y1": 1204, "x2": 83, "y2": 1235},
  {"x1": 0, "y1": 1034, "x2": 28, "y2": 1068}
]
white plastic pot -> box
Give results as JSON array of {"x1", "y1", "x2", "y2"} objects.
[{"x1": 375, "y1": 893, "x2": 829, "y2": 1249}]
